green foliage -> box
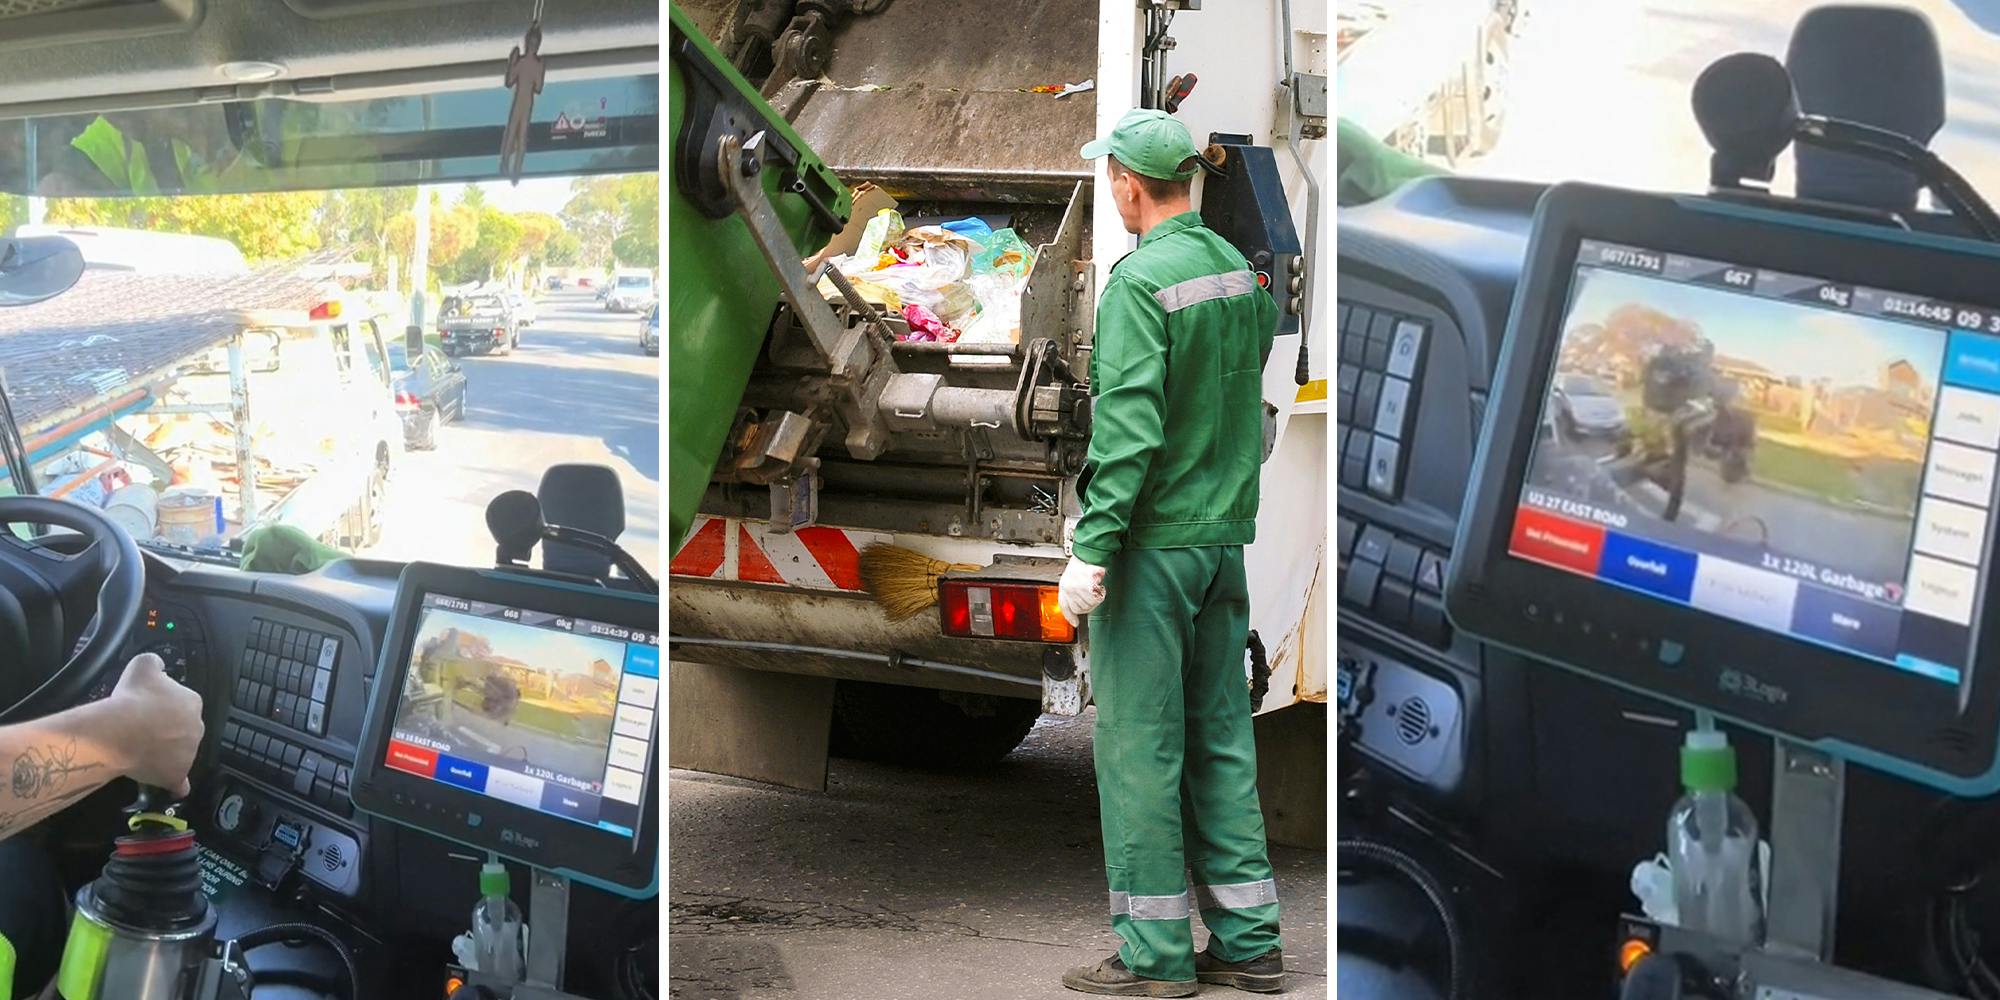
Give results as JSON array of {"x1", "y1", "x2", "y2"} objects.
[
  {"x1": 560, "y1": 174, "x2": 657, "y2": 267},
  {"x1": 47, "y1": 192, "x2": 324, "y2": 262},
  {"x1": 0, "y1": 195, "x2": 21, "y2": 235}
]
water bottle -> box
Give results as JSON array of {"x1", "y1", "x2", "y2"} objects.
[
  {"x1": 1668, "y1": 729, "x2": 1763, "y2": 946},
  {"x1": 471, "y1": 861, "x2": 525, "y2": 982}
]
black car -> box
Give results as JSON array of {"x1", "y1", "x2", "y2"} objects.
[{"x1": 389, "y1": 341, "x2": 468, "y2": 449}]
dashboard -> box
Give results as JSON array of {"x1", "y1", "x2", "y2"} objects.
[{"x1": 1337, "y1": 176, "x2": 2000, "y2": 994}]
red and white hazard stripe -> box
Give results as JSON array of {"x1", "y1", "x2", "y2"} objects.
[{"x1": 670, "y1": 516, "x2": 888, "y2": 592}]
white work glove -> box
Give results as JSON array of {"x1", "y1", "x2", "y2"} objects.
[{"x1": 1058, "y1": 556, "x2": 1108, "y2": 626}]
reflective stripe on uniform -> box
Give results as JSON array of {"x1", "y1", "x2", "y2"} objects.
[
  {"x1": 1194, "y1": 878, "x2": 1279, "y2": 911},
  {"x1": 1109, "y1": 890, "x2": 1193, "y2": 921},
  {"x1": 1153, "y1": 270, "x2": 1260, "y2": 313}
]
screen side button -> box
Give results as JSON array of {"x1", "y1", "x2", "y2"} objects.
[
  {"x1": 1355, "y1": 526, "x2": 1393, "y2": 565},
  {"x1": 306, "y1": 700, "x2": 326, "y2": 736},
  {"x1": 1342, "y1": 558, "x2": 1383, "y2": 608},
  {"x1": 318, "y1": 637, "x2": 338, "y2": 670}
]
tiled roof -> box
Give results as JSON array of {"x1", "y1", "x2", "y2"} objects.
[{"x1": 0, "y1": 261, "x2": 335, "y2": 434}]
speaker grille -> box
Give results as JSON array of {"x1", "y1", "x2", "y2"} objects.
[{"x1": 1397, "y1": 696, "x2": 1432, "y2": 746}]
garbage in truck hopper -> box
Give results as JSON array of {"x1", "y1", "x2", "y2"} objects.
[{"x1": 805, "y1": 188, "x2": 1038, "y2": 348}]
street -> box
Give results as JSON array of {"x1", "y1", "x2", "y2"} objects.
[
  {"x1": 668, "y1": 712, "x2": 1330, "y2": 1000},
  {"x1": 1467, "y1": 0, "x2": 2000, "y2": 196},
  {"x1": 365, "y1": 288, "x2": 661, "y2": 573}
]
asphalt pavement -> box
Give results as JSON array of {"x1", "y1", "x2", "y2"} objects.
[
  {"x1": 363, "y1": 288, "x2": 661, "y2": 572},
  {"x1": 668, "y1": 711, "x2": 1330, "y2": 1000}
]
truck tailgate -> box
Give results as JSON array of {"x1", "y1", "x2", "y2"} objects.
[{"x1": 784, "y1": 0, "x2": 1098, "y2": 202}]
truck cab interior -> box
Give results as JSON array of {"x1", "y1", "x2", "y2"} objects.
[
  {"x1": 1338, "y1": 5, "x2": 2000, "y2": 999},
  {"x1": 0, "y1": 2, "x2": 660, "y2": 998}
]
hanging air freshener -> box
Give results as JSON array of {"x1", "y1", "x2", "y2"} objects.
[{"x1": 499, "y1": 0, "x2": 548, "y2": 185}]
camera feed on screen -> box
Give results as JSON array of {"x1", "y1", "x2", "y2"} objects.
[
  {"x1": 1513, "y1": 240, "x2": 2000, "y2": 685},
  {"x1": 384, "y1": 594, "x2": 659, "y2": 838}
]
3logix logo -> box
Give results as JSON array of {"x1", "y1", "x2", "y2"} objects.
[
  {"x1": 500, "y1": 829, "x2": 542, "y2": 850},
  {"x1": 1718, "y1": 669, "x2": 1790, "y2": 706}
]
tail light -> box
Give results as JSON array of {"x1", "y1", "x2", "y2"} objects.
[
  {"x1": 939, "y1": 580, "x2": 1074, "y2": 643},
  {"x1": 394, "y1": 389, "x2": 420, "y2": 409},
  {"x1": 309, "y1": 300, "x2": 342, "y2": 321},
  {"x1": 493, "y1": 328, "x2": 507, "y2": 340}
]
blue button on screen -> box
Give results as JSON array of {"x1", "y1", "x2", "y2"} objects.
[
  {"x1": 433, "y1": 754, "x2": 490, "y2": 794},
  {"x1": 1598, "y1": 532, "x2": 1698, "y2": 602},
  {"x1": 1945, "y1": 330, "x2": 2000, "y2": 393}
]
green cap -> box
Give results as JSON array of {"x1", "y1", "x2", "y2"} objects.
[
  {"x1": 1681, "y1": 729, "x2": 1737, "y2": 792},
  {"x1": 1080, "y1": 107, "x2": 1202, "y2": 180},
  {"x1": 481, "y1": 861, "x2": 510, "y2": 898}
]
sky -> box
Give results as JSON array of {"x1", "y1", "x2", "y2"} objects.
[
  {"x1": 430, "y1": 176, "x2": 576, "y2": 216},
  {"x1": 417, "y1": 607, "x2": 626, "y2": 679},
  {"x1": 1568, "y1": 267, "x2": 1949, "y2": 389}
]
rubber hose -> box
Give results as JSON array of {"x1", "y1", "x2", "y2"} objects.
[
  {"x1": 237, "y1": 922, "x2": 362, "y2": 1000},
  {"x1": 1339, "y1": 837, "x2": 1467, "y2": 1000}
]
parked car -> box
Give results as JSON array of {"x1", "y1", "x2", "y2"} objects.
[
  {"x1": 641, "y1": 302, "x2": 659, "y2": 356},
  {"x1": 509, "y1": 289, "x2": 538, "y2": 327},
  {"x1": 577, "y1": 276, "x2": 594, "y2": 288},
  {"x1": 438, "y1": 291, "x2": 521, "y2": 356},
  {"x1": 388, "y1": 340, "x2": 468, "y2": 449},
  {"x1": 606, "y1": 268, "x2": 654, "y2": 312},
  {"x1": 546, "y1": 275, "x2": 564, "y2": 290},
  {"x1": 1553, "y1": 372, "x2": 1628, "y2": 439}
]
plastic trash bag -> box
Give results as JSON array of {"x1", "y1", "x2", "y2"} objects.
[
  {"x1": 972, "y1": 228, "x2": 1035, "y2": 277},
  {"x1": 939, "y1": 216, "x2": 994, "y2": 244}
]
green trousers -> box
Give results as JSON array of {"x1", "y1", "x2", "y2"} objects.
[{"x1": 1088, "y1": 545, "x2": 1282, "y2": 981}]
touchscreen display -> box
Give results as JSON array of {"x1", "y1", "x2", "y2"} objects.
[
  {"x1": 382, "y1": 593, "x2": 660, "y2": 838},
  {"x1": 1514, "y1": 239, "x2": 2000, "y2": 685}
]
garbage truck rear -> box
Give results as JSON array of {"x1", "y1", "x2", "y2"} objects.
[{"x1": 666, "y1": 0, "x2": 1329, "y2": 839}]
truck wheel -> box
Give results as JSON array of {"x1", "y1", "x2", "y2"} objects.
[
  {"x1": 828, "y1": 680, "x2": 1041, "y2": 769},
  {"x1": 414, "y1": 407, "x2": 439, "y2": 451}
]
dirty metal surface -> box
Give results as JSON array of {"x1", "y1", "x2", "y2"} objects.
[
  {"x1": 0, "y1": 262, "x2": 330, "y2": 436},
  {"x1": 789, "y1": 0, "x2": 1098, "y2": 202}
]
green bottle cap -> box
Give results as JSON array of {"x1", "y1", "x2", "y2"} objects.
[
  {"x1": 480, "y1": 862, "x2": 509, "y2": 898},
  {"x1": 1682, "y1": 729, "x2": 1737, "y2": 792}
]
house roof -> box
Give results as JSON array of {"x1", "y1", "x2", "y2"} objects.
[{"x1": 0, "y1": 260, "x2": 338, "y2": 437}]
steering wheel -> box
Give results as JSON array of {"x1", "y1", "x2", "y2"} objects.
[{"x1": 0, "y1": 496, "x2": 145, "y2": 723}]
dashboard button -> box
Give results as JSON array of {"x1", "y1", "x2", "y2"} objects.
[
  {"x1": 1366, "y1": 435, "x2": 1402, "y2": 498},
  {"x1": 1355, "y1": 372, "x2": 1382, "y2": 428},
  {"x1": 312, "y1": 669, "x2": 332, "y2": 703},
  {"x1": 1337, "y1": 364, "x2": 1359, "y2": 424},
  {"x1": 318, "y1": 637, "x2": 338, "y2": 670},
  {"x1": 222, "y1": 722, "x2": 242, "y2": 748},
  {"x1": 1374, "y1": 578, "x2": 1414, "y2": 626},
  {"x1": 1387, "y1": 320, "x2": 1427, "y2": 380},
  {"x1": 335, "y1": 765, "x2": 351, "y2": 788},
  {"x1": 1385, "y1": 538, "x2": 1423, "y2": 583},
  {"x1": 250, "y1": 732, "x2": 271, "y2": 757},
  {"x1": 1337, "y1": 517, "x2": 1358, "y2": 559},
  {"x1": 307, "y1": 700, "x2": 326, "y2": 736},
  {"x1": 1375, "y1": 376, "x2": 1412, "y2": 439},
  {"x1": 1342, "y1": 558, "x2": 1383, "y2": 608},
  {"x1": 1418, "y1": 551, "x2": 1448, "y2": 593},
  {"x1": 1355, "y1": 526, "x2": 1393, "y2": 565},
  {"x1": 282, "y1": 744, "x2": 303, "y2": 769},
  {"x1": 1345, "y1": 304, "x2": 1374, "y2": 336},
  {"x1": 1364, "y1": 329, "x2": 1392, "y2": 371},
  {"x1": 1411, "y1": 593, "x2": 1450, "y2": 646}
]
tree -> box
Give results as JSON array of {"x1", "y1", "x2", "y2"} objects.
[
  {"x1": 387, "y1": 191, "x2": 478, "y2": 282},
  {"x1": 0, "y1": 196, "x2": 20, "y2": 235},
  {"x1": 457, "y1": 185, "x2": 488, "y2": 211},
  {"x1": 456, "y1": 206, "x2": 524, "y2": 283},
  {"x1": 561, "y1": 172, "x2": 657, "y2": 267},
  {"x1": 320, "y1": 186, "x2": 417, "y2": 283},
  {"x1": 47, "y1": 192, "x2": 323, "y2": 262},
  {"x1": 611, "y1": 173, "x2": 658, "y2": 266}
]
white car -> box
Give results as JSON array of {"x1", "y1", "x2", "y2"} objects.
[
  {"x1": 606, "y1": 269, "x2": 654, "y2": 312},
  {"x1": 509, "y1": 290, "x2": 537, "y2": 327}
]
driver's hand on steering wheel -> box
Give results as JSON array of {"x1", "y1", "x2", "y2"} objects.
[{"x1": 102, "y1": 653, "x2": 204, "y2": 798}]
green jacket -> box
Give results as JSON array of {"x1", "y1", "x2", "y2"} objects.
[{"x1": 1072, "y1": 212, "x2": 1277, "y2": 566}]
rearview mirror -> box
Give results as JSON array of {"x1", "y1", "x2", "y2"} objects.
[{"x1": 0, "y1": 236, "x2": 84, "y2": 307}]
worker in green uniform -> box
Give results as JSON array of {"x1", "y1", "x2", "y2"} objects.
[{"x1": 1056, "y1": 107, "x2": 1285, "y2": 997}]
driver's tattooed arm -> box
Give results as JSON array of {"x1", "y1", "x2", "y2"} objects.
[{"x1": 0, "y1": 705, "x2": 121, "y2": 842}]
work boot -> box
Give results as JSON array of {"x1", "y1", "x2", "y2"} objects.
[
  {"x1": 1060, "y1": 955, "x2": 1198, "y2": 997},
  {"x1": 1195, "y1": 944, "x2": 1286, "y2": 993}
]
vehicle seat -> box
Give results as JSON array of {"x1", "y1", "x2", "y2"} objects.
[{"x1": 537, "y1": 463, "x2": 624, "y2": 580}]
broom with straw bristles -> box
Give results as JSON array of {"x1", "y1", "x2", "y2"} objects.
[{"x1": 858, "y1": 543, "x2": 982, "y2": 622}]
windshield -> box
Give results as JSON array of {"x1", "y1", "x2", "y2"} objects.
[
  {"x1": 1340, "y1": 1, "x2": 2000, "y2": 199},
  {"x1": 617, "y1": 275, "x2": 650, "y2": 288},
  {"x1": 0, "y1": 170, "x2": 662, "y2": 577}
]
